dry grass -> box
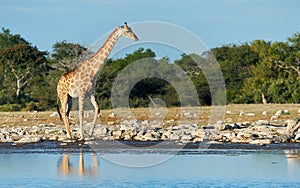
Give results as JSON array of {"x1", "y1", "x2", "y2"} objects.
[
  {"x1": 0, "y1": 111, "x2": 61, "y2": 128},
  {"x1": 224, "y1": 104, "x2": 300, "y2": 123},
  {"x1": 0, "y1": 104, "x2": 299, "y2": 128}
]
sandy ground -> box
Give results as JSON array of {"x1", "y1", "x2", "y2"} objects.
[{"x1": 0, "y1": 104, "x2": 299, "y2": 128}]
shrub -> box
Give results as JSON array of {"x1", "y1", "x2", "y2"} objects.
[{"x1": 0, "y1": 104, "x2": 22, "y2": 111}]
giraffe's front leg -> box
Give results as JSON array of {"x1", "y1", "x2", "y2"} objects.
[
  {"x1": 62, "y1": 115, "x2": 72, "y2": 139},
  {"x1": 78, "y1": 95, "x2": 85, "y2": 140},
  {"x1": 89, "y1": 95, "x2": 100, "y2": 136}
]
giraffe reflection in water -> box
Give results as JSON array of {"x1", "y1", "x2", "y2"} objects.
[{"x1": 58, "y1": 150, "x2": 99, "y2": 177}]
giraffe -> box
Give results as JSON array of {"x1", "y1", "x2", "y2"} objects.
[{"x1": 57, "y1": 22, "x2": 138, "y2": 140}]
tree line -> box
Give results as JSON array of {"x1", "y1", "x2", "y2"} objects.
[{"x1": 0, "y1": 27, "x2": 299, "y2": 111}]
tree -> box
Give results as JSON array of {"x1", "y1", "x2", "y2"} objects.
[
  {"x1": 0, "y1": 28, "x2": 28, "y2": 48},
  {"x1": 50, "y1": 40, "x2": 89, "y2": 71},
  {"x1": 0, "y1": 44, "x2": 48, "y2": 99},
  {"x1": 174, "y1": 53, "x2": 211, "y2": 105},
  {"x1": 212, "y1": 44, "x2": 259, "y2": 103},
  {"x1": 273, "y1": 33, "x2": 300, "y2": 78},
  {"x1": 240, "y1": 33, "x2": 300, "y2": 103},
  {"x1": 95, "y1": 48, "x2": 157, "y2": 108},
  {"x1": 0, "y1": 28, "x2": 49, "y2": 106}
]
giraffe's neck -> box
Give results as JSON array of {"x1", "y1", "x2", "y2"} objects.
[
  {"x1": 79, "y1": 28, "x2": 121, "y2": 74},
  {"x1": 93, "y1": 28, "x2": 120, "y2": 65}
]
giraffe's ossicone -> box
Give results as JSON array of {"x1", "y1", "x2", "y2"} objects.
[{"x1": 56, "y1": 22, "x2": 138, "y2": 140}]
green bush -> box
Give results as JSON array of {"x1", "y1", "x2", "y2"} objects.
[
  {"x1": 23, "y1": 102, "x2": 39, "y2": 111},
  {"x1": 0, "y1": 104, "x2": 22, "y2": 111},
  {"x1": 99, "y1": 98, "x2": 112, "y2": 109}
]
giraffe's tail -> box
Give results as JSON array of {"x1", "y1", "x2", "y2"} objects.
[{"x1": 57, "y1": 97, "x2": 63, "y2": 121}]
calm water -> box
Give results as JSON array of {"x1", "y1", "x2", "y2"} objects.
[{"x1": 0, "y1": 142, "x2": 299, "y2": 187}]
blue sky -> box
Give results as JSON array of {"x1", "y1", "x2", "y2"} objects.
[{"x1": 1, "y1": 0, "x2": 299, "y2": 59}]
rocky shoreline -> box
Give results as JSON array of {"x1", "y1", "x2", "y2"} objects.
[{"x1": 1, "y1": 111, "x2": 300, "y2": 146}]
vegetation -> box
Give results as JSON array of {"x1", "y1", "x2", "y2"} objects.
[{"x1": 0, "y1": 27, "x2": 299, "y2": 111}]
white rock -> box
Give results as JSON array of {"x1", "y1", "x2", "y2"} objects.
[
  {"x1": 183, "y1": 112, "x2": 193, "y2": 116},
  {"x1": 57, "y1": 136, "x2": 66, "y2": 142},
  {"x1": 190, "y1": 124, "x2": 197, "y2": 128},
  {"x1": 181, "y1": 134, "x2": 192, "y2": 141},
  {"x1": 102, "y1": 136, "x2": 111, "y2": 141},
  {"x1": 236, "y1": 132, "x2": 252, "y2": 140},
  {"x1": 166, "y1": 119, "x2": 175, "y2": 124},
  {"x1": 262, "y1": 111, "x2": 268, "y2": 115},
  {"x1": 162, "y1": 130, "x2": 172, "y2": 139},
  {"x1": 133, "y1": 133, "x2": 143, "y2": 141},
  {"x1": 172, "y1": 126, "x2": 179, "y2": 130},
  {"x1": 49, "y1": 112, "x2": 58, "y2": 117},
  {"x1": 155, "y1": 112, "x2": 161, "y2": 116},
  {"x1": 271, "y1": 115, "x2": 278, "y2": 120},
  {"x1": 150, "y1": 124, "x2": 162, "y2": 129},
  {"x1": 239, "y1": 111, "x2": 245, "y2": 116},
  {"x1": 123, "y1": 134, "x2": 131, "y2": 140},
  {"x1": 286, "y1": 119, "x2": 300, "y2": 138},
  {"x1": 1, "y1": 135, "x2": 14, "y2": 142},
  {"x1": 169, "y1": 134, "x2": 180, "y2": 140},
  {"x1": 275, "y1": 110, "x2": 282, "y2": 117},
  {"x1": 94, "y1": 127, "x2": 108, "y2": 136},
  {"x1": 49, "y1": 135, "x2": 58, "y2": 141},
  {"x1": 226, "y1": 111, "x2": 232, "y2": 114},
  {"x1": 84, "y1": 141, "x2": 98, "y2": 145},
  {"x1": 295, "y1": 132, "x2": 300, "y2": 140},
  {"x1": 249, "y1": 139, "x2": 271, "y2": 145},
  {"x1": 14, "y1": 136, "x2": 41, "y2": 144},
  {"x1": 257, "y1": 120, "x2": 269, "y2": 125},
  {"x1": 230, "y1": 137, "x2": 240, "y2": 143},
  {"x1": 108, "y1": 112, "x2": 116, "y2": 118},
  {"x1": 142, "y1": 120, "x2": 149, "y2": 125},
  {"x1": 246, "y1": 113, "x2": 255, "y2": 117},
  {"x1": 276, "y1": 129, "x2": 285, "y2": 135},
  {"x1": 107, "y1": 121, "x2": 115, "y2": 126},
  {"x1": 112, "y1": 130, "x2": 122, "y2": 139},
  {"x1": 226, "y1": 118, "x2": 233, "y2": 123},
  {"x1": 217, "y1": 120, "x2": 223, "y2": 125},
  {"x1": 193, "y1": 137, "x2": 203, "y2": 142}
]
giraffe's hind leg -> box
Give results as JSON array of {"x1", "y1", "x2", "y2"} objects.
[{"x1": 59, "y1": 94, "x2": 72, "y2": 139}]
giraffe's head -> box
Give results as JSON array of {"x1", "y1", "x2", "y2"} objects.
[{"x1": 118, "y1": 22, "x2": 139, "y2": 41}]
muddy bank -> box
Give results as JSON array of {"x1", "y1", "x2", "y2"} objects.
[{"x1": 1, "y1": 140, "x2": 300, "y2": 155}]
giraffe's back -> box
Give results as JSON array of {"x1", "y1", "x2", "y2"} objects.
[{"x1": 57, "y1": 67, "x2": 95, "y2": 98}]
